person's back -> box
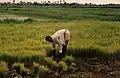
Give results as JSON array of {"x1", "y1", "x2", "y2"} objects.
[
  {"x1": 45, "y1": 29, "x2": 70, "y2": 59},
  {"x1": 51, "y1": 29, "x2": 70, "y2": 45}
]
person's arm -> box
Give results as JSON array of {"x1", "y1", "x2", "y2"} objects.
[
  {"x1": 52, "y1": 42, "x2": 56, "y2": 56},
  {"x1": 52, "y1": 42, "x2": 55, "y2": 50},
  {"x1": 53, "y1": 37, "x2": 64, "y2": 53},
  {"x1": 58, "y1": 44, "x2": 63, "y2": 53},
  {"x1": 55, "y1": 38, "x2": 63, "y2": 53}
]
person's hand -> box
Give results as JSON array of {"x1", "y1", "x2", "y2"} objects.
[{"x1": 59, "y1": 50, "x2": 62, "y2": 53}]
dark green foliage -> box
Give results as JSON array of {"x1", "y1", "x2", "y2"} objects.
[
  {"x1": 113, "y1": 49, "x2": 120, "y2": 60},
  {"x1": 67, "y1": 47, "x2": 119, "y2": 60},
  {"x1": 0, "y1": 18, "x2": 35, "y2": 24},
  {"x1": 0, "y1": 72, "x2": 4, "y2": 78},
  {"x1": 3, "y1": 18, "x2": 21, "y2": 23},
  {"x1": 0, "y1": 53, "x2": 44, "y2": 63},
  {"x1": 0, "y1": 48, "x2": 120, "y2": 63}
]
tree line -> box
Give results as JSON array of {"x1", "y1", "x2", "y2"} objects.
[{"x1": 0, "y1": 1, "x2": 120, "y2": 8}]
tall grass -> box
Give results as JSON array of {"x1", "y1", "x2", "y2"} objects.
[
  {"x1": 0, "y1": 20, "x2": 120, "y2": 61},
  {"x1": 0, "y1": 6, "x2": 120, "y2": 68}
]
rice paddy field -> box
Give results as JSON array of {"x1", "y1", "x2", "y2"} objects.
[{"x1": 0, "y1": 5, "x2": 120, "y2": 78}]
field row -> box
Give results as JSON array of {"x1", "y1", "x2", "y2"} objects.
[{"x1": 0, "y1": 20, "x2": 120, "y2": 57}]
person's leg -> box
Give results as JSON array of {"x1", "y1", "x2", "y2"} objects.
[
  {"x1": 66, "y1": 40, "x2": 69, "y2": 45},
  {"x1": 62, "y1": 45, "x2": 67, "y2": 57},
  {"x1": 52, "y1": 49, "x2": 56, "y2": 57},
  {"x1": 59, "y1": 41, "x2": 69, "y2": 60},
  {"x1": 60, "y1": 40, "x2": 69, "y2": 58},
  {"x1": 59, "y1": 45, "x2": 66, "y2": 60},
  {"x1": 63, "y1": 40, "x2": 69, "y2": 54}
]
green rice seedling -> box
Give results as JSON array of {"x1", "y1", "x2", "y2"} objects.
[
  {"x1": 44, "y1": 57, "x2": 58, "y2": 69},
  {"x1": 58, "y1": 61, "x2": 68, "y2": 72},
  {"x1": 39, "y1": 65, "x2": 49, "y2": 72},
  {"x1": 0, "y1": 61, "x2": 8, "y2": 72},
  {"x1": 38, "y1": 65, "x2": 49, "y2": 77},
  {"x1": 33, "y1": 62, "x2": 39, "y2": 67},
  {"x1": 62, "y1": 55, "x2": 75, "y2": 66},
  {"x1": 13, "y1": 63, "x2": 25, "y2": 71}
]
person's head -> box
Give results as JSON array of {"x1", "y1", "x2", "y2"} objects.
[{"x1": 45, "y1": 36, "x2": 53, "y2": 42}]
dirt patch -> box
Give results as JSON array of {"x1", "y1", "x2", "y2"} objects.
[{"x1": 62, "y1": 57, "x2": 120, "y2": 78}]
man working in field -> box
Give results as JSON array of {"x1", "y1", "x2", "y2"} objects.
[{"x1": 45, "y1": 29, "x2": 70, "y2": 58}]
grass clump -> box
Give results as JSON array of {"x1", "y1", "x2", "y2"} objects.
[
  {"x1": 33, "y1": 65, "x2": 49, "y2": 78},
  {"x1": 39, "y1": 65, "x2": 49, "y2": 73},
  {"x1": 13, "y1": 63, "x2": 25, "y2": 71},
  {"x1": 0, "y1": 61, "x2": 8, "y2": 72},
  {"x1": 45, "y1": 57, "x2": 58, "y2": 69},
  {"x1": 62, "y1": 55, "x2": 75, "y2": 66},
  {"x1": 2, "y1": 18, "x2": 21, "y2": 23},
  {"x1": 0, "y1": 18, "x2": 35, "y2": 24},
  {"x1": 58, "y1": 61, "x2": 68, "y2": 72}
]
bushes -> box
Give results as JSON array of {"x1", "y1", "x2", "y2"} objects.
[{"x1": 3, "y1": 18, "x2": 20, "y2": 23}]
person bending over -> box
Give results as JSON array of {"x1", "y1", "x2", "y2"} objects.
[{"x1": 45, "y1": 29, "x2": 70, "y2": 58}]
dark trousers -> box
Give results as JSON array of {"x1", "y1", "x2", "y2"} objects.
[
  {"x1": 61, "y1": 45, "x2": 67, "y2": 56},
  {"x1": 60, "y1": 40, "x2": 68, "y2": 58}
]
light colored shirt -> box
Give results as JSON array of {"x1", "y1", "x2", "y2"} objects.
[{"x1": 51, "y1": 29, "x2": 70, "y2": 53}]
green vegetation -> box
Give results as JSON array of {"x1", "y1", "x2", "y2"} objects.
[
  {"x1": 0, "y1": 5, "x2": 120, "y2": 77},
  {"x1": 0, "y1": 20, "x2": 120, "y2": 57},
  {"x1": 1, "y1": 6, "x2": 120, "y2": 21},
  {"x1": 0, "y1": 18, "x2": 35, "y2": 23}
]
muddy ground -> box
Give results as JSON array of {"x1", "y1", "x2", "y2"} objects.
[
  {"x1": 1, "y1": 56, "x2": 120, "y2": 78},
  {"x1": 61, "y1": 57, "x2": 120, "y2": 78}
]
